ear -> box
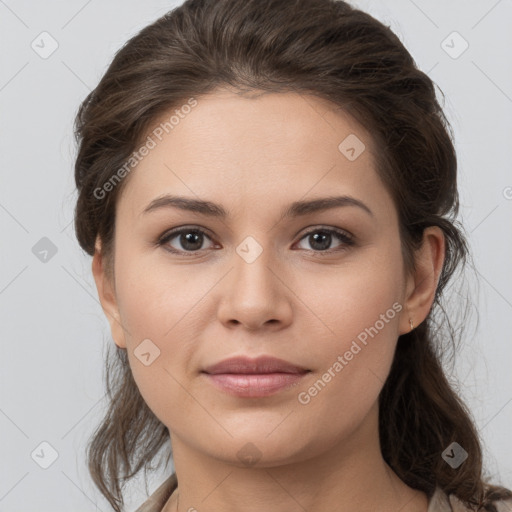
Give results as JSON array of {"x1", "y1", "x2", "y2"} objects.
[
  {"x1": 400, "y1": 226, "x2": 445, "y2": 335},
  {"x1": 91, "y1": 236, "x2": 127, "y2": 349}
]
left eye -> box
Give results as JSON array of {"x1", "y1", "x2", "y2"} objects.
[
  {"x1": 157, "y1": 227, "x2": 354, "y2": 255},
  {"x1": 296, "y1": 228, "x2": 354, "y2": 253}
]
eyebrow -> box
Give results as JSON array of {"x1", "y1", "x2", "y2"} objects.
[{"x1": 140, "y1": 194, "x2": 374, "y2": 219}]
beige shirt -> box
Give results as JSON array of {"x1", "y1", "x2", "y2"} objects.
[{"x1": 134, "y1": 473, "x2": 512, "y2": 512}]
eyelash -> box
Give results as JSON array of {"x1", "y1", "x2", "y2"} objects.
[{"x1": 156, "y1": 225, "x2": 355, "y2": 257}]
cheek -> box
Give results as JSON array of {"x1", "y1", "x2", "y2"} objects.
[
  {"x1": 294, "y1": 306, "x2": 401, "y2": 449},
  {"x1": 112, "y1": 256, "x2": 199, "y2": 421},
  {"x1": 301, "y1": 243, "x2": 404, "y2": 346},
  {"x1": 293, "y1": 245, "x2": 404, "y2": 420},
  {"x1": 114, "y1": 246, "x2": 202, "y2": 342}
]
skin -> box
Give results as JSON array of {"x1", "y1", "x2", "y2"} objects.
[{"x1": 92, "y1": 89, "x2": 445, "y2": 512}]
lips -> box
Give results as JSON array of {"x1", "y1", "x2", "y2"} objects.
[
  {"x1": 201, "y1": 356, "x2": 310, "y2": 397},
  {"x1": 202, "y1": 355, "x2": 309, "y2": 375}
]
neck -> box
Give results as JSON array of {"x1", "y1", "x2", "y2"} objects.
[{"x1": 164, "y1": 404, "x2": 428, "y2": 512}]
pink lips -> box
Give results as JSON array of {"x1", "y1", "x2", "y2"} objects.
[{"x1": 202, "y1": 355, "x2": 310, "y2": 398}]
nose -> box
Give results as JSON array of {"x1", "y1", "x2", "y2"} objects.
[{"x1": 216, "y1": 244, "x2": 293, "y2": 331}]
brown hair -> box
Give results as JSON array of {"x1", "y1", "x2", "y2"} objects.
[{"x1": 72, "y1": 0, "x2": 512, "y2": 510}]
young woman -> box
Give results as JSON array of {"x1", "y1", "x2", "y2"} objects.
[{"x1": 72, "y1": 0, "x2": 512, "y2": 511}]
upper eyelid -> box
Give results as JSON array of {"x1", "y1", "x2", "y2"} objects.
[{"x1": 159, "y1": 225, "x2": 215, "y2": 242}]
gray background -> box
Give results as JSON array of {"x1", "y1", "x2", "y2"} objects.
[{"x1": 1, "y1": 0, "x2": 511, "y2": 510}]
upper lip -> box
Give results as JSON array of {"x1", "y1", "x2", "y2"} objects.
[{"x1": 202, "y1": 356, "x2": 309, "y2": 375}]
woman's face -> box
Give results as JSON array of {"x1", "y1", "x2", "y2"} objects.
[{"x1": 97, "y1": 89, "x2": 416, "y2": 466}]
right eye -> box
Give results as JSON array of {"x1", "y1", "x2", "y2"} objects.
[{"x1": 157, "y1": 226, "x2": 217, "y2": 255}]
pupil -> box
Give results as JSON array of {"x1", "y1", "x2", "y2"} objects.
[
  {"x1": 311, "y1": 232, "x2": 330, "y2": 251},
  {"x1": 182, "y1": 232, "x2": 202, "y2": 250}
]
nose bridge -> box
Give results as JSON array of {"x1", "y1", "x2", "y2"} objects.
[
  {"x1": 216, "y1": 232, "x2": 291, "y2": 329},
  {"x1": 232, "y1": 233, "x2": 276, "y2": 301}
]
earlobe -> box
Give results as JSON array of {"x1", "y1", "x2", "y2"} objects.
[
  {"x1": 91, "y1": 237, "x2": 127, "y2": 349},
  {"x1": 401, "y1": 227, "x2": 445, "y2": 335}
]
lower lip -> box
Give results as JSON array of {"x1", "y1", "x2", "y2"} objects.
[{"x1": 203, "y1": 372, "x2": 308, "y2": 397}]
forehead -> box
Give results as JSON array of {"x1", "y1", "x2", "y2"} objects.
[{"x1": 117, "y1": 89, "x2": 393, "y2": 220}]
